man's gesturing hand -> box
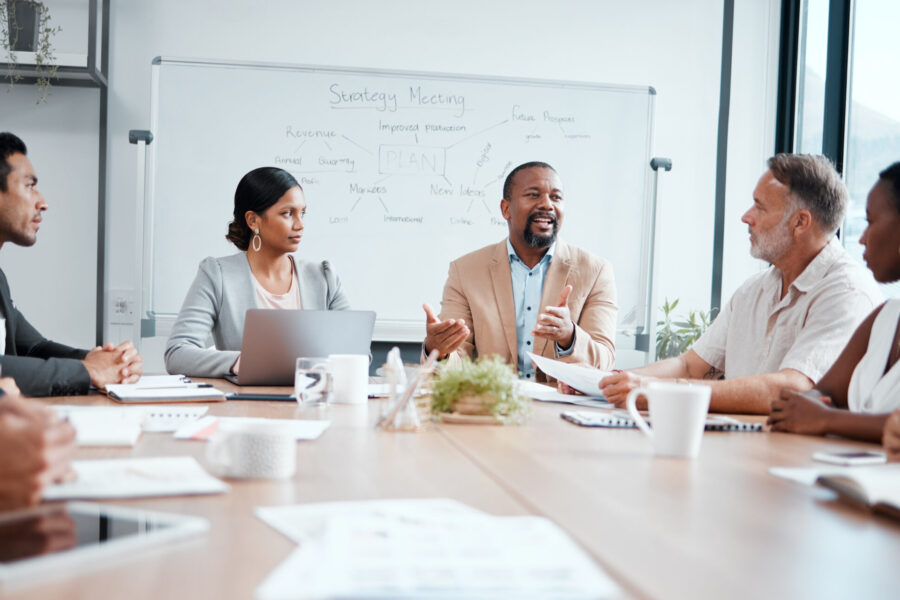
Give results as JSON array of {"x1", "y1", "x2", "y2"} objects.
[
  {"x1": 423, "y1": 303, "x2": 469, "y2": 358},
  {"x1": 532, "y1": 284, "x2": 575, "y2": 348}
]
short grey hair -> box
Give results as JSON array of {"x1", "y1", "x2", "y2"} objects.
[{"x1": 767, "y1": 153, "x2": 847, "y2": 234}]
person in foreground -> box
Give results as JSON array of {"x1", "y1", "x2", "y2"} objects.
[
  {"x1": 0, "y1": 378, "x2": 76, "y2": 511},
  {"x1": 0, "y1": 132, "x2": 142, "y2": 396},
  {"x1": 165, "y1": 167, "x2": 350, "y2": 378},
  {"x1": 593, "y1": 154, "x2": 881, "y2": 413},
  {"x1": 423, "y1": 161, "x2": 617, "y2": 379},
  {"x1": 768, "y1": 163, "x2": 900, "y2": 441}
]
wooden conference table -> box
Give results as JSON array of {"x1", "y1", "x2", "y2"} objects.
[{"x1": 9, "y1": 381, "x2": 900, "y2": 600}]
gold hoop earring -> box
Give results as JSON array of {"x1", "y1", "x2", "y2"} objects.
[{"x1": 252, "y1": 230, "x2": 261, "y2": 252}]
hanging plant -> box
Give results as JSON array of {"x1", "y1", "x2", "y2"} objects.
[{"x1": 1, "y1": 0, "x2": 62, "y2": 103}]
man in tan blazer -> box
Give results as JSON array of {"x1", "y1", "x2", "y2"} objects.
[{"x1": 423, "y1": 161, "x2": 617, "y2": 379}]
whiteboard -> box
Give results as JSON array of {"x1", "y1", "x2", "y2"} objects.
[{"x1": 145, "y1": 58, "x2": 656, "y2": 344}]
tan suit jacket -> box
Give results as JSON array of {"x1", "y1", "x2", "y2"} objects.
[{"x1": 430, "y1": 239, "x2": 617, "y2": 375}]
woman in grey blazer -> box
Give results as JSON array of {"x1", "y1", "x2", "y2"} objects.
[{"x1": 165, "y1": 167, "x2": 349, "y2": 377}]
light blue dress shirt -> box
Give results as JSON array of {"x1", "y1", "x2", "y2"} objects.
[{"x1": 506, "y1": 239, "x2": 573, "y2": 379}]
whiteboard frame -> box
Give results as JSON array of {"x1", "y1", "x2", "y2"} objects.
[{"x1": 143, "y1": 56, "x2": 657, "y2": 346}]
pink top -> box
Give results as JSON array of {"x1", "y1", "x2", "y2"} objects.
[{"x1": 252, "y1": 260, "x2": 303, "y2": 310}]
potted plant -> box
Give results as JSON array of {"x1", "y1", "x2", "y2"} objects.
[
  {"x1": 1, "y1": 0, "x2": 61, "y2": 102},
  {"x1": 655, "y1": 298, "x2": 713, "y2": 360},
  {"x1": 430, "y1": 355, "x2": 530, "y2": 424}
]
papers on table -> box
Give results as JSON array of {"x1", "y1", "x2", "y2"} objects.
[
  {"x1": 518, "y1": 380, "x2": 612, "y2": 408},
  {"x1": 255, "y1": 499, "x2": 619, "y2": 600},
  {"x1": 43, "y1": 456, "x2": 228, "y2": 500},
  {"x1": 527, "y1": 352, "x2": 610, "y2": 397},
  {"x1": 51, "y1": 405, "x2": 209, "y2": 446},
  {"x1": 106, "y1": 374, "x2": 225, "y2": 403},
  {"x1": 174, "y1": 416, "x2": 330, "y2": 441},
  {"x1": 256, "y1": 498, "x2": 481, "y2": 544},
  {"x1": 769, "y1": 465, "x2": 858, "y2": 486},
  {"x1": 107, "y1": 385, "x2": 226, "y2": 403}
]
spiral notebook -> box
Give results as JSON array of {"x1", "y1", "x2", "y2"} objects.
[{"x1": 560, "y1": 410, "x2": 763, "y2": 432}]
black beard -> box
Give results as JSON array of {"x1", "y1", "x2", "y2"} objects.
[{"x1": 523, "y1": 212, "x2": 558, "y2": 248}]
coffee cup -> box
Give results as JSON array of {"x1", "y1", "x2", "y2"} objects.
[
  {"x1": 205, "y1": 420, "x2": 297, "y2": 479},
  {"x1": 328, "y1": 354, "x2": 368, "y2": 404},
  {"x1": 625, "y1": 382, "x2": 711, "y2": 458}
]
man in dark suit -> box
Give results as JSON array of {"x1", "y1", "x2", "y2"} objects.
[{"x1": 0, "y1": 132, "x2": 142, "y2": 396}]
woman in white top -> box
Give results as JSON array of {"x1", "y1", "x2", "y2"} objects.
[
  {"x1": 165, "y1": 167, "x2": 349, "y2": 378},
  {"x1": 769, "y1": 162, "x2": 900, "y2": 442}
]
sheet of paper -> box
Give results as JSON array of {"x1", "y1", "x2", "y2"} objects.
[
  {"x1": 51, "y1": 405, "x2": 144, "y2": 446},
  {"x1": 43, "y1": 456, "x2": 228, "y2": 500},
  {"x1": 256, "y1": 507, "x2": 619, "y2": 599},
  {"x1": 255, "y1": 498, "x2": 482, "y2": 544},
  {"x1": 518, "y1": 380, "x2": 612, "y2": 408},
  {"x1": 173, "y1": 416, "x2": 330, "y2": 441},
  {"x1": 52, "y1": 405, "x2": 208, "y2": 436},
  {"x1": 527, "y1": 353, "x2": 610, "y2": 396}
]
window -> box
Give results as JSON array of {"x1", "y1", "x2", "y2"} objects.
[
  {"x1": 794, "y1": 0, "x2": 829, "y2": 154},
  {"x1": 842, "y1": 0, "x2": 900, "y2": 296}
]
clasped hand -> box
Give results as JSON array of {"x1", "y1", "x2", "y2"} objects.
[
  {"x1": 767, "y1": 389, "x2": 833, "y2": 434},
  {"x1": 82, "y1": 341, "x2": 144, "y2": 388}
]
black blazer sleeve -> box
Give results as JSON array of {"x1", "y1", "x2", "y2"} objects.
[{"x1": 0, "y1": 269, "x2": 90, "y2": 397}]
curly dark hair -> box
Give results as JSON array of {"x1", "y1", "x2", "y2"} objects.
[
  {"x1": 226, "y1": 167, "x2": 301, "y2": 250},
  {"x1": 878, "y1": 162, "x2": 900, "y2": 213}
]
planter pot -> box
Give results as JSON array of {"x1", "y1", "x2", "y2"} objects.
[
  {"x1": 6, "y1": 1, "x2": 41, "y2": 52},
  {"x1": 452, "y1": 393, "x2": 496, "y2": 416}
]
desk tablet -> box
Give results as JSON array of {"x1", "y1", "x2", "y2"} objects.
[{"x1": 0, "y1": 502, "x2": 208, "y2": 590}]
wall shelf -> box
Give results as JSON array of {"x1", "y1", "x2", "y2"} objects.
[{"x1": 1, "y1": 0, "x2": 108, "y2": 89}]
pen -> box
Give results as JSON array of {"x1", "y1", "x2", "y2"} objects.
[
  {"x1": 138, "y1": 383, "x2": 214, "y2": 390},
  {"x1": 226, "y1": 393, "x2": 296, "y2": 402}
]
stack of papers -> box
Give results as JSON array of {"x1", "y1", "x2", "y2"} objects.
[
  {"x1": 106, "y1": 374, "x2": 226, "y2": 403},
  {"x1": 255, "y1": 499, "x2": 619, "y2": 599},
  {"x1": 43, "y1": 456, "x2": 229, "y2": 500}
]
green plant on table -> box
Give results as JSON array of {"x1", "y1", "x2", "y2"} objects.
[
  {"x1": 655, "y1": 298, "x2": 713, "y2": 360},
  {"x1": 430, "y1": 355, "x2": 529, "y2": 424}
]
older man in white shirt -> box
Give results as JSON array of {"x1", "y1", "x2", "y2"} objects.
[{"x1": 597, "y1": 153, "x2": 882, "y2": 414}]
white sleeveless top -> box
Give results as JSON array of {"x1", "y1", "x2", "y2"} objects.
[{"x1": 848, "y1": 298, "x2": 900, "y2": 413}]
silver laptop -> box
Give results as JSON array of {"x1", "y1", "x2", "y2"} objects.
[{"x1": 227, "y1": 309, "x2": 376, "y2": 386}]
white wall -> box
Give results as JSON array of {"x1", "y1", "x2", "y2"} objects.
[
  {"x1": 0, "y1": 0, "x2": 782, "y2": 372},
  {"x1": 0, "y1": 84, "x2": 99, "y2": 348}
]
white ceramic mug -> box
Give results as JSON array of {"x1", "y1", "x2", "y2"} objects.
[
  {"x1": 328, "y1": 354, "x2": 369, "y2": 404},
  {"x1": 205, "y1": 421, "x2": 297, "y2": 479},
  {"x1": 625, "y1": 382, "x2": 711, "y2": 458}
]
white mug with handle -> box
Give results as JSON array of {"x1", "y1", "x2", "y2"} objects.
[{"x1": 625, "y1": 381, "x2": 711, "y2": 458}]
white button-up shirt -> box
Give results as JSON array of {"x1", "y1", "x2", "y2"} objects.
[{"x1": 692, "y1": 238, "x2": 882, "y2": 381}]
